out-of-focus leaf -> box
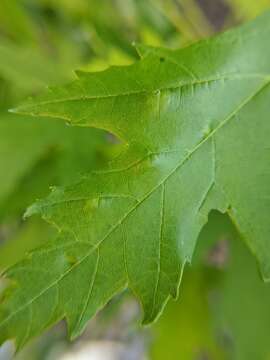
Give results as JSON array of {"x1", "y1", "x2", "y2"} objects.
[
  {"x1": 0, "y1": 41, "x2": 75, "y2": 98},
  {"x1": 228, "y1": 0, "x2": 270, "y2": 20},
  {"x1": 0, "y1": 219, "x2": 56, "y2": 270},
  {"x1": 0, "y1": 0, "x2": 36, "y2": 43},
  {"x1": 82, "y1": 48, "x2": 133, "y2": 73},
  {"x1": 151, "y1": 271, "x2": 223, "y2": 360},
  {"x1": 152, "y1": 211, "x2": 270, "y2": 360},
  {"x1": 0, "y1": 113, "x2": 109, "y2": 220},
  {"x1": 152, "y1": 0, "x2": 213, "y2": 43}
]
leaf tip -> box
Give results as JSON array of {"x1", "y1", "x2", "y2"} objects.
[
  {"x1": 8, "y1": 104, "x2": 32, "y2": 116},
  {"x1": 133, "y1": 42, "x2": 150, "y2": 58},
  {"x1": 24, "y1": 203, "x2": 41, "y2": 219}
]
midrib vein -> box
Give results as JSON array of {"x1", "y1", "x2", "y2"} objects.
[
  {"x1": 2, "y1": 78, "x2": 269, "y2": 328},
  {"x1": 14, "y1": 73, "x2": 269, "y2": 108}
]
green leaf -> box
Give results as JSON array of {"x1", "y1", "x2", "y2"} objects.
[
  {"x1": 2, "y1": 12, "x2": 270, "y2": 349},
  {"x1": 152, "y1": 212, "x2": 270, "y2": 360},
  {"x1": 0, "y1": 219, "x2": 56, "y2": 271},
  {"x1": 229, "y1": 0, "x2": 270, "y2": 20},
  {"x1": 151, "y1": 212, "x2": 229, "y2": 360},
  {"x1": 0, "y1": 41, "x2": 75, "y2": 97},
  {"x1": 0, "y1": 113, "x2": 108, "y2": 218},
  {"x1": 0, "y1": 0, "x2": 36, "y2": 44}
]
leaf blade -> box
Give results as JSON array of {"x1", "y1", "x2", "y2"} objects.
[{"x1": 2, "y1": 12, "x2": 270, "y2": 349}]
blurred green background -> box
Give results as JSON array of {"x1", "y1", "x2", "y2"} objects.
[{"x1": 0, "y1": 1, "x2": 270, "y2": 359}]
